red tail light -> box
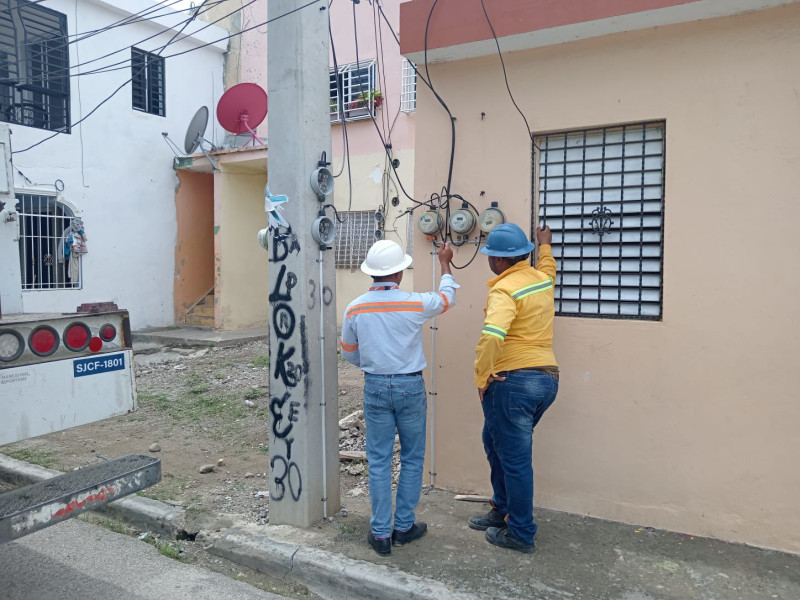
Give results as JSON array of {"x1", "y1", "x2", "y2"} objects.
[
  {"x1": 64, "y1": 322, "x2": 91, "y2": 352},
  {"x1": 0, "y1": 330, "x2": 25, "y2": 362},
  {"x1": 29, "y1": 326, "x2": 59, "y2": 357},
  {"x1": 99, "y1": 324, "x2": 117, "y2": 342}
]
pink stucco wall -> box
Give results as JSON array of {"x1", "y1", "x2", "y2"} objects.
[{"x1": 236, "y1": 1, "x2": 414, "y2": 155}]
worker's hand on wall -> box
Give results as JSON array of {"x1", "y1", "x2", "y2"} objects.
[
  {"x1": 536, "y1": 226, "x2": 552, "y2": 245},
  {"x1": 438, "y1": 242, "x2": 454, "y2": 266}
]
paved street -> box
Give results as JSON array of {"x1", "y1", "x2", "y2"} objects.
[{"x1": 0, "y1": 519, "x2": 285, "y2": 600}]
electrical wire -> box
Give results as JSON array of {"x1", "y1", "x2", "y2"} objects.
[
  {"x1": 328, "y1": 7, "x2": 353, "y2": 216},
  {"x1": 349, "y1": 0, "x2": 427, "y2": 208},
  {"x1": 479, "y1": 0, "x2": 539, "y2": 151},
  {"x1": 5, "y1": 0, "x2": 233, "y2": 83},
  {"x1": 0, "y1": 0, "x2": 223, "y2": 81},
  {"x1": 12, "y1": 0, "x2": 325, "y2": 154}
]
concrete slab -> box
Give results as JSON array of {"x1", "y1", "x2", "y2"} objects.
[{"x1": 132, "y1": 326, "x2": 268, "y2": 348}]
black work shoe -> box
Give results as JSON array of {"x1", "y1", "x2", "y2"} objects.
[
  {"x1": 368, "y1": 532, "x2": 391, "y2": 556},
  {"x1": 485, "y1": 526, "x2": 535, "y2": 554},
  {"x1": 391, "y1": 522, "x2": 428, "y2": 546},
  {"x1": 468, "y1": 508, "x2": 507, "y2": 531}
]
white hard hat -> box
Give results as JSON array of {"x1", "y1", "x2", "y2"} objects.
[{"x1": 360, "y1": 240, "x2": 413, "y2": 276}]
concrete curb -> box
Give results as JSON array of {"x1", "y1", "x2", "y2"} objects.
[
  {"x1": 0, "y1": 453, "x2": 185, "y2": 538},
  {"x1": 208, "y1": 527, "x2": 479, "y2": 600},
  {"x1": 132, "y1": 327, "x2": 267, "y2": 348}
]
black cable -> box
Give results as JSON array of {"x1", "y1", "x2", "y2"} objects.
[
  {"x1": 12, "y1": 0, "x2": 324, "y2": 154},
  {"x1": 328, "y1": 8, "x2": 353, "y2": 216},
  {"x1": 73, "y1": 0, "x2": 236, "y2": 79},
  {"x1": 422, "y1": 0, "x2": 457, "y2": 198},
  {"x1": 349, "y1": 0, "x2": 426, "y2": 207},
  {"x1": 0, "y1": 0, "x2": 224, "y2": 83},
  {"x1": 479, "y1": 0, "x2": 540, "y2": 151}
]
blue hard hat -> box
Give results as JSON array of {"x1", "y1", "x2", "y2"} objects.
[{"x1": 480, "y1": 223, "x2": 536, "y2": 257}]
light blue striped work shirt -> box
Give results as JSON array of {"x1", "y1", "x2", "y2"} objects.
[{"x1": 340, "y1": 275, "x2": 458, "y2": 375}]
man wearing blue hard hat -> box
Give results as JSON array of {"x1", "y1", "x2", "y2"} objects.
[{"x1": 469, "y1": 222, "x2": 559, "y2": 554}]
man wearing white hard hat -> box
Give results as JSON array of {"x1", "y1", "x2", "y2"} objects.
[{"x1": 340, "y1": 239, "x2": 456, "y2": 556}]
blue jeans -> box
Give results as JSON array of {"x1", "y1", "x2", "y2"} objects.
[
  {"x1": 482, "y1": 369, "x2": 559, "y2": 544},
  {"x1": 363, "y1": 373, "x2": 427, "y2": 538}
]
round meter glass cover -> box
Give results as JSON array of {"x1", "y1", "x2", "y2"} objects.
[
  {"x1": 418, "y1": 211, "x2": 442, "y2": 235},
  {"x1": 450, "y1": 209, "x2": 475, "y2": 234},
  {"x1": 478, "y1": 207, "x2": 505, "y2": 233}
]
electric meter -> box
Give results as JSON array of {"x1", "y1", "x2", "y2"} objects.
[
  {"x1": 310, "y1": 167, "x2": 334, "y2": 197},
  {"x1": 257, "y1": 228, "x2": 269, "y2": 250},
  {"x1": 478, "y1": 204, "x2": 505, "y2": 233},
  {"x1": 418, "y1": 210, "x2": 443, "y2": 236},
  {"x1": 311, "y1": 216, "x2": 336, "y2": 245},
  {"x1": 449, "y1": 208, "x2": 476, "y2": 235}
]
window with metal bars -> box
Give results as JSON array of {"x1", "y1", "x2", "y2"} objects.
[
  {"x1": 0, "y1": 0, "x2": 70, "y2": 132},
  {"x1": 131, "y1": 47, "x2": 165, "y2": 117},
  {"x1": 534, "y1": 122, "x2": 665, "y2": 320},
  {"x1": 16, "y1": 193, "x2": 81, "y2": 290},
  {"x1": 400, "y1": 58, "x2": 416, "y2": 113},
  {"x1": 335, "y1": 211, "x2": 377, "y2": 269},
  {"x1": 330, "y1": 59, "x2": 376, "y2": 123}
]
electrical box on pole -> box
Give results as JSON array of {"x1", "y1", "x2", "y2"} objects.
[{"x1": 266, "y1": 0, "x2": 340, "y2": 526}]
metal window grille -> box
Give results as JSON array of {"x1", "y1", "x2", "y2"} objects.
[
  {"x1": 335, "y1": 211, "x2": 376, "y2": 269},
  {"x1": 131, "y1": 47, "x2": 165, "y2": 117},
  {"x1": 534, "y1": 121, "x2": 665, "y2": 320},
  {"x1": 330, "y1": 59, "x2": 376, "y2": 123},
  {"x1": 0, "y1": 0, "x2": 70, "y2": 133},
  {"x1": 16, "y1": 193, "x2": 81, "y2": 290},
  {"x1": 400, "y1": 58, "x2": 416, "y2": 113}
]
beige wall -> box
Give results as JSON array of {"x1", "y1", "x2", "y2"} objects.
[
  {"x1": 174, "y1": 171, "x2": 215, "y2": 321},
  {"x1": 215, "y1": 165, "x2": 269, "y2": 330},
  {"x1": 413, "y1": 5, "x2": 800, "y2": 553}
]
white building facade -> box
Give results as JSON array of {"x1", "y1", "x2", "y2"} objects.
[{"x1": 0, "y1": 0, "x2": 226, "y2": 328}]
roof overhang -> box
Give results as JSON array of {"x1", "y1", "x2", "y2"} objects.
[
  {"x1": 174, "y1": 144, "x2": 268, "y2": 175},
  {"x1": 86, "y1": 0, "x2": 229, "y2": 51},
  {"x1": 400, "y1": 0, "x2": 800, "y2": 64}
]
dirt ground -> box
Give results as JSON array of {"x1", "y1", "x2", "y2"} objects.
[
  {"x1": 0, "y1": 340, "x2": 373, "y2": 599},
  {"x1": 1, "y1": 341, "x2": 371, "y2": 522}
]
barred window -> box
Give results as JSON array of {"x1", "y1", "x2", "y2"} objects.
[
  {"x1": 0, "y1": 0, "x2": 70, "y2": 132},
  {"x1": 400, "y1": 58, "x2": 416, "y2": 113},
  {"x1": 535, "y1": 122, "x2": 665, "y2": 320},
  {"x1": 330, "y1": 59, "x2": 376, "y2": 123},
  {"x1": 16, "y1": 193, "x2": 81, "y2": 290},
  {"x1": 335, "y1": 211, "x2": 376, "y2": 269},
  {"x1": 131, "y1": 47, "x2": 165, "y2": 117}
]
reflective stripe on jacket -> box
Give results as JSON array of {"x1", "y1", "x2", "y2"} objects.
[
  {"x1": 341, "y1": 275, "x2": 458, "y2": 375},
  {"x1": 474, "y1": 245, "x2": 557, "y2": 388}
]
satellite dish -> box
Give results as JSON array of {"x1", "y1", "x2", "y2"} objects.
[
  {"x1": 181, "y1": 105, "x2": 218, "y2": 170},
  {"x1": 216, "y1": 83, "x2": 267, "y2": 147},
  {"x1": 184, "y1": 106, "x2": 209, "y2": 154}
]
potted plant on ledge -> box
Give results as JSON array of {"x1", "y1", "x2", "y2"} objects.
[{"x1": 345, "y1": 89, "x2": 382, "y2": 119}]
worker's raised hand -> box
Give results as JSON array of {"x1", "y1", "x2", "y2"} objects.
[
  {"x1": 437, "y1": 242, "x2": 454, "y2": 265},
  {"x1": 536, "y1": 226, "x2": 552, "y2": 245}
]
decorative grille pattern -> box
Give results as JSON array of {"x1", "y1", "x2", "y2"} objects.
[
  {"x1": 330, "y1": 59, "x2": 376, "y2": 123},
  {"x1": 400, "y1": 58, "x2": 416, "y2": 113},
  {"x1": 16, "y1": 193, "x2": 80, "y2": 290},
  {"x1": 535, "y1": 122, "x2": 665, "y2": 320},
  {"x1": 0, "y1": 0, "x2": 70, "y2": 132},
  {"x1": 335, "y1": 211, "x2": 375, "y2": 270},
  {"x1": 131, "y1": 47, "x2": 165, "y2": 117}
]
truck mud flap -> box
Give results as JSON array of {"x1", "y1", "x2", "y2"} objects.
[{"x1": 0, "y1": 454, "x2": 161, "y2": 543}]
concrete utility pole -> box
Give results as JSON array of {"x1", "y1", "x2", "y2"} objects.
[{"x1": 266, "y1": 0, "x2": 340, "y2": 526}]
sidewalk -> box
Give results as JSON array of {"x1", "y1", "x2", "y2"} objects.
[
  {"x1": 3, "y1": 455, "x2": 798, "y2": 599},
  {"x1": 214, "y1": 487, "x2": 800, "y2": 600}
]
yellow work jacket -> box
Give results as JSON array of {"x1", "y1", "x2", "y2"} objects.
[{"x1": 474, "y1": 245, "x2": 557, "y2": 388}]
